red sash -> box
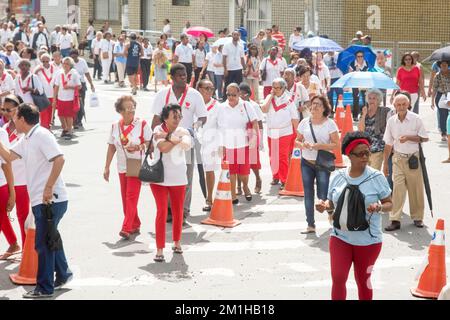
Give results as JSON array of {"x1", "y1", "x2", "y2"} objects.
[
  {"x1": 18, "y1": 74, "x2": 31, "y2": 94},
  {"x1": 165, "y1": 85, "x2": 189, "y2": 109},
  {"x1": 5, "y1": 124, "x2": 17, "y2": 143},
  {"x1": 161, "y1": 122, "x2": 169, "y2": 133},
  {"x1": 41, "y1": 65, "x2": 54, "y2": 84},
  {"x1": 61, "y1": 72, "x2": 80, "y2": 112},
  {"x1": 267, "y1": 58, "x2": 279, "y2": 66},
  {"x1": 119, "y1": 119, "x2": 136, "y2": 146},
  {"x1": 61, "y1": 72, "x2": 72, "y2": 87},
  {"x1": 0, "y1": 72, "x2": 7, "y2": 84},
  {"x1": 271, "y1": 97, "x2": 290, "y2": 112},
  {"x1": 207, "y1": 99, "x2": 217, "y2": 111}
]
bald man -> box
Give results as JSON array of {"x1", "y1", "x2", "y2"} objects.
[{"x1": 382, "y1": 94, "x2": 429, "y2": 231}]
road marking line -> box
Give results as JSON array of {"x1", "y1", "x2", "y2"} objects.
[
  {"x1": 198, "y1": 268, "x2": 235, "y2": 277},
  {"x1": 279, "y1": 262, "x2": 319, "y2": 273},
  {"x1": 185, "y1": 239, "x2": 306, "y2": 252}
]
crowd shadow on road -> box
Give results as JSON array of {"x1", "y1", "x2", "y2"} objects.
[
  {"x1": 0, "y1": 261, "x2": 20, "y2": 292},
  {"x1": 139, "y1": 253, "x2": 192, "y2": 283},
  {"x1": 305, "y1": 229, "x2": 332, "y2": 253},
  {"x1": 102, "y1": 234, "x2": 152, "y2": 258},
  {"x1": 381, "y1": 214, "x2": 432, "y2": 251}
]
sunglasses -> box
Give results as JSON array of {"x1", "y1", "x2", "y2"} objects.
[{"x1": 350, "y1": 150, "x2": 371, "y2": 158}]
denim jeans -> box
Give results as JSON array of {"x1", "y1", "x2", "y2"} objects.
[
  {"x1": 301, "y1": 160, "x2": 331, "y2": 228},
  {"x1": 215, "y1": 74, "x2": 224, "y2": 100},
  {"x1": 33, "y1": 201, "x2": 72, "y2": 294}
]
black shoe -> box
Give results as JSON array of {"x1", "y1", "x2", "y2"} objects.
[
  {"x1": 385, "y1": 221, "x2": 401, "y2": 231},
  {"x1": 232, "y1": 198, "x2": 239, "y2": 205},
  {"x1": 414, "y1": 220, "x2": 424, "y2": 228},
  {"x1": 280, "y1": 183, "x2": 285, "y2": 190},
  {"x1": 54, "y1": 274, "x2": 73, "y2": 290},
  {"x1": 270, "y1": 179, "x2": 280, "y2": 186},
  {"x1": 64, "y1": 133, "x2": 73, "y2": 140},
  {"x1": 23, "y1": 290, "x2": 53, "y2": 299}
]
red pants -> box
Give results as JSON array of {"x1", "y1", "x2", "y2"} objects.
[
  {"x1": 119, "y1": 173, "x2": 142, "y2": 233},
  {"x1": 224, "y1": 147, "x2": 250, "y2": 175},
  {"x1": 268, "y1": 134, "x2": 292, "y2": 183},
  {"x1": 263, "y1": 86, "x2": 272, "y2": 98},
  {"x1": 330, "y1": 236, "x2": 382, "y2": 300},
  {"x1": 39, "y1": 98, "x2": 53, "y2": 129},
  {"x1": 14, "y1": 185, "x2": 30, "y2": 247},
  {"x1": 0, "y1": 185, "x2": 17, "y2": 245},
  {"x1": 150, "y1": 184, "x2": 186, "y2": 249}
]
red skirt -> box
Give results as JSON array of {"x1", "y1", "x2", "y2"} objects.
[{"x1": 57, "y1": 99, "x2": 77, "y2": 118}]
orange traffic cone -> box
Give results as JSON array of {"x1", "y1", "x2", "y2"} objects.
[
  {"x1": 333, "y1": 144, "x2": 347, "y2": 168},
  {"x1": 9, "y1": 228, "x2": 38, "y2": 285},
  {"x1": 202, "y1": 162, "x2": 241, "y2": 228},
  {"x1": 334, "y1": 94, "x2": 345, "y2": 132},
  {"x1": 279, "y1": 148, "x2": 304, "y2": 197},
  {"x1": 341, "y1": 104, "x2": 354, "y2": 142},
  {"x1": 411, "y1": 219, "x2": 447, "y2": 299}
]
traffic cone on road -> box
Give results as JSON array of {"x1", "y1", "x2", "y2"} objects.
[
  {"x1": 9, "y1": 227, "x2": 38, "y2": 285},
  {"x1": 202, "y1": 162, "x2": 241, "y2": 228},
  {"x1": 334, "y1": 95, "x2": 345, "y2": 132},
  {"x1": 340, "y1": 104, "x2": 354, "y2": 142},
  {"x1": 333, "y1": 144, "x2": 347, "y2": 168},
  {"x1": 411, "y1": 219, "x2": 447, "y2": 299},
  {"x1": 279, "y1": 148, "x2": 304, "y2": 197}
]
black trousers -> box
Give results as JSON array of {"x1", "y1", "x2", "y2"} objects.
[
  {"x1": 181, "y1": 63, "x2": 193, "y2": 82},
  {"x1": 352, "y1": 88, "x2": 366, "y2": 119},
  {"x1": 75, "y1": 82, "x2": 87, "y2": 126},
  {"x1": 193, "y1": 67, "x2": 205, "y2": 89},
  {"x1": 224, "y1": 69, "x2": 243, "y2": 99},
  {"x1": 140, "y1": 59, "x2": 151, "y2": 88},
  {"x1": 93, "y1": 54, "x2": 102, "y2": 79}
]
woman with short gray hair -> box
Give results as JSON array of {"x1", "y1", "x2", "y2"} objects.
[{"x1": 358, "y1": 88, "x2": 393, "y2": 170}]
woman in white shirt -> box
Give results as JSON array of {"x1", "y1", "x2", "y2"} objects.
[
  {"x1": 244, "y1": 45, "x2": 261, "y2": 103},
  {"x1": 162, "y1": 19, "x2": 172, "y2": 37},
  {"x1": 296, "y1": 95, "x2": 340, "y2": 234},
  {"x1": 85, "y1": 18, "x2": 95, "y2": 55},
  {"x1": 34, "y1": 53, "x2": 55, "y2": 129},
  {"x1": 53, "y1": 57, "x2": 81, "y2": 140},
  {"x1": 299, "y1": 65, "x2": 323, "y2": 100},
  {"x1": 261, "y1": 78, "x2": 299, "y2": 189},
  {"x1": 15, "y1": 59, "x2": 44, "y2": 105},
  {"x1": 202, "y1": 45, "x2": 217, "y2": 93},
  {"x1": 0, "y1": 60, "x2": 15, "y2": 101},
  {"x1": 104, "y1": 96, "x2": 151, "y2": 240},
  {"x1": 58, "y1": 26, "x2": 73, "y2": 57},
  {"x1": 151, "y1": 104, "x2": 192, "y2": 262},
  {"x1": 152, "y1": 40, "x2": 169, "y2": 91},
  {"x1": 1, "y1": 95, "x2": 29, "y2": 250},
  {"x1": 193, "y1": 41, "x2": 207, "y2": 88},
  {"x1": 99, "y1": 32, "x2": 113, "y2": 84},
  {"x1": 260, "y1": 46, "x2": 285, "y2": 99},
  {"x1": 213, "y1": 45, "x2": 225, "y2": 100},
  {"x1": 113, "y1": 35, "x2": 126, "y2": 87}
]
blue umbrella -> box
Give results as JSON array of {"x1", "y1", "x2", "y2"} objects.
[
  {"x1": 336, "y1": 45, "x2": 376, "y2": 74},
  {"x1": 330, "y1": 71, "x2": 399, "y2": 90},
  {"x1": 292, "y1": 36, "x2": 343, "y2": 52}
]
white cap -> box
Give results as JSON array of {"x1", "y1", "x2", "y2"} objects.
[{"x1": 356, "y1": 30, "x2": 363, "y2": 36}]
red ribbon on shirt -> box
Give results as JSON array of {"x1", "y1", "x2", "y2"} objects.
[
  {"x1": 165, "y1": 85, "x2": 189, "y2": 109},
  {"x1": 271, "y1": 94, "x2": 295, "y2": 112},
  {"x1": 5, "y1": 124, "x2": 17, "y2": 143},
  {"x1": 61, "y1": 72, "x2": 72, "y2": 87},
  {"x1": 18, "y1": 74, "x2": 31, "y2": 94},
  {"x1": 41, "y1": 65, "x2": 54, "y2": 84},
  {"x1": 207, "y1": 99, "x2": 217, "y2": 112},
  {"x1": 119, "y1": 118, "x2": 136, "y2": 146},
  {"x1": 267, "y1": 58, "x2": 279, "y2": 66}
]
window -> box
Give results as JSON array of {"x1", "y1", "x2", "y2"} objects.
[
  {"x1": 95, "y1": 0, "x2": 120, "y2": 21},
  {"x1": 246, "y1": 0, "x2": 272, "y2": 39},
  {"x1": 172, "y1": 0, "x2": 190, "y2": 5}
]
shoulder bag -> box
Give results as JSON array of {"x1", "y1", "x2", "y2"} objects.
[
  {"x1": 261, "y1": 59, "x2": 268, "y2": 82},
  {"x1": 309, "y1": 121, "x2": 336, "y2": 172},
  {"x1": 31, "y1": 76, "x2": 51, "y2": 111},
  {"x1": 139, "y1": 134, "x2": 164, "y2": 183}
]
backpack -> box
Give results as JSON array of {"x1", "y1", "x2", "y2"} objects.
[{"x1": 333, "y1": 172, "x2": 381, "y2": 237}]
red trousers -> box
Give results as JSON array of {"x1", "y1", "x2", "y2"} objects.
[
  {"x1": 39, "y1": 98, "x2": 53, "y2": 129},
  {"x1": 119, "y1": 173, "x2": 142, "y2": 233},
  {"x1": 150, "y1": 184, "x2": 186, "y2": 249},
  {"x1": 330, "y1": 236, "x2": 382, "y2": 300},
  {"x1": 14, "y1": 185, "x2": 30, "y2": 247},
  {"x1": 268, "y1": 134, "x2": 292, "y2": 183},
  {"x1": 0, "y1": 185, "x2": 17, "y2": 245},
  {"x1": 224, "y1": 147, "x2": 250, "y2": 175}
]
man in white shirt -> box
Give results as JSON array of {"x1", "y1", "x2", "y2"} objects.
[
  {"x1": 49, "y1": 25, "x2": 61, "y2": 53},
  {"x1": 0, "y1": 22, "x2": 12, "y2": 46},
  {"x1": 323, "y1": 51, "x2": 344, "y2": 110},
  {"x1": 222, "y1": 30, "x2": 246, "y2": 97},
  {"x1": 99, "y1": 32, "x2": 113, "y2": 83},
  {"x1": 12, "y1": 22, "x2": 29, "y2": 46},
  {"x1": 91, "y1": 31, "x2": 103, "y2": 80},
  {"x1": 140, "y1": 38, "x2": 153, "y2": 91},
  {"x1": 173, "y1": 34, "x2": 195, "y2": 82},
  {"x1": 58, "y1": 26, "x2": 73, "y2": 57},
  {"x1": 383, "y1": 94, "x2": 429, "y2": 231},
  {"x1": 31, "y1": 23, "x2": 49, "y2": 51},
  {"x1": 151, "y1": 63, "x2": 207, "y2": 221},
  {"x1": 0, "y1": 104, "x2": 72, "y2": 298}
]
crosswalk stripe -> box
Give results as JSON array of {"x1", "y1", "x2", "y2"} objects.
[
  {"x1": 243, "y1": 204, "x2": 304, "y2": 213},
  {"x1": 185, "y1": 239, "x2": 306, "y2": 252}
]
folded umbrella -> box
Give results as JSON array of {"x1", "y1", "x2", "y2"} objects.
[
  {"x1": 292, "y1": 36, "x2": 343, "y2": 52},
  {"x1": 330, "y1": 71, "x2": 399, "y2": 90},
  {"x1": 186, "y1": 26, "x2": 214, "y2": 38},
  {"x1": 419, "y1": 144, "x2": 433, "y2": 218},
  {"x1": 44, "y1": 204, "x2": 63, "y2": 251},
  {"x1": 337, "y1": 45, "x2": 377, "y2": 74}
]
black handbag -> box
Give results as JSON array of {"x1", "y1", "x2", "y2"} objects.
[
  {"x1": 31, "y1": 76, "x2": 51, "y2": 111},
  {"x1": 408, "y1": 154, "x2": 419, "y2": 170},
  {"x1": 309, "y1": 121, "x2": 336, "y2": 172},
  {"x1": 43, "y1": 204, "x2": 63, "y2": 251},
  {"x1": 138, "y1": 134, "x2": 164, "y2": 183}
]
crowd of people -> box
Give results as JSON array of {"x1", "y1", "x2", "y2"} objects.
[{"x1": 0, "y1": 13, "x2": 448, "y2": 300}]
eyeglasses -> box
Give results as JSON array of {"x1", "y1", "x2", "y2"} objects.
[
  {"x1": 124, "y1": 108, "x2": 136, "y2": 113},
  {"x1": 1, "y1": 108, "x2": 15, "y2": 113},
  {"x1": 272, "y1": 86, "x2": 282, "y2": 90},
  {"x1": 357, "y1": 55, "x2": 364, "y2": 58},
  {"x1": 200, "y1": 87, "x2": 215, "y2": 92},
  {"x1": 226, "y1": 93, "x2": 237, "y2": 97},
  {"x1": 350, "y1": 150, "x2": 371, "y2": 158}
]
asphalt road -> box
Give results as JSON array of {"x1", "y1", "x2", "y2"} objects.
[{"x1": 0, "y1": 79, "x2": 449, "y2": 300}]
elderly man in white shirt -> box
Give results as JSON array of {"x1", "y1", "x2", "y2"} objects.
[{"x1": 383, "y1": 94, "x2": 429, "y2": 231}]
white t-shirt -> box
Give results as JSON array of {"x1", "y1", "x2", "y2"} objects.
[
  {"x1": 3, "y1": 122, "x2": 26, "y2": 186},
  {"x1": 205, "y1": 51, "x2": 215, "y2": 72},
  {"x1": 6, "y1": 51, "x2": 20, "y2": 69},
  {"x1": 289, "y1": 82, "x2": 309, "y2": 106},
  {"x1": 162, "y1": 24, "x2": 171, "y2": 36},
  {"x1": 0, "y1": 29, "x2": 12, "y2": 45},
  {"x1": 54, "y1": 69, "x2": 81, "y2": 101},
  {"x1": 260, "y1": 57, "x2": 285, "y2": 87},
  {"x1": 216, "y1": 99, "x2": 258, "y2": 149},
  {"x1": 316, "y1": 63, "x2": 331, "y2": 88},
  {"x1": 213, "y1": 52, "x2": 224, "y2": 75},
  {"x1": 15, "y1": 73, "x2": 44, "y2": 104},
  {"x1": 35, "y1": 65, "x2": 56, "y2": 98},
  {"x1": 86, "y1": 26, "x2": 95, "y2": 41},
  {"x1": 91, "y1": 38, "x2": 102, "y2": 55},
  {"x1": 100, "y1": 39, "x2": 113, "y2": 60},
  {"x1": 297, "y1": 118, "x2": 338, "y2": 161},
  {"x1": 249, "y1": 100, "x2": 264, "y2": 122},
  {"x1": 289, "y1": 33, "x2": 304, "y2": 49},
  {"x1": 0, "y1": 72, "x2": 15, "y2": 94},
  {"x1": 201, "y1": 99, "x2": 220, "y2": 148},
  {"x1": 323, "y1": 53, "x2": 343, "y2": 79},
  {"x1": 152, "y1": 125, "x2": 192, "y2": 187},
  {"x1": 108, "y1": 119, "x2": 152, "y2": 174},
  {"x1": 266, "y1": 92, "x2": 299, "y2": 138},
  {"x1": 222, "y1": 42, "x2": 245, "y2": 71},
  {"x1": 142, "y1": 44, "x2": 153, "y2": 60},
  {"x1": 194, "y1": 48, "x2": 206, "y2": 68},
  {"x1": 58, "y1": 33, "x2": 73, "y2": 50},
  {"x1": 12, "y1": 125, "x2": 68, "y2": 207},
  {"x1": 50, "y1": 30, "x2": 59, "y2": 46},
  {"x1": 152, "y1": 86, "x2": 207, "y2": 129},
  {"x1": 174, "y1": 43, "x2": 194, "y2": 64},
  {"x1": 74, "y1": 58, "x2": 89, "y2": 83},
  {"x1": 0, "y1": 128, "x2": 9, "y2": 187}
]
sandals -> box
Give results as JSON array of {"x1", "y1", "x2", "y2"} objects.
[
  {"x1": 119, "y1": 231, "x2": 130, "y2": 240},
  {"x1": 153, "y1": 255, "x2": 165, "y2": 262},
  {"x1": 172, "y1": 246, "x2": 183, "y2": 254},
  {"x1": 232, "y1": 198, "x2": 239, "y2": 205},
  {"x1": 0, "y1": 250, "x2": 21, "y2": 260},
  {"x1": 300, "y1": 227, "x2": 316, "y2": 234},
  {"x1": 254, "y1": 178, "x2": 262, "y2": 194},
  {"x1": 270, "y1": 179, "x2": 280, "y2": 186},
  {"x1": 202, "y1": 201, "x2": 213, "y2": 212}
]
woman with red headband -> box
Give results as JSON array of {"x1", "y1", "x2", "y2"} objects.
[{"x1": 316, "y1": 131, "x2": 393, "y2": 300}]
